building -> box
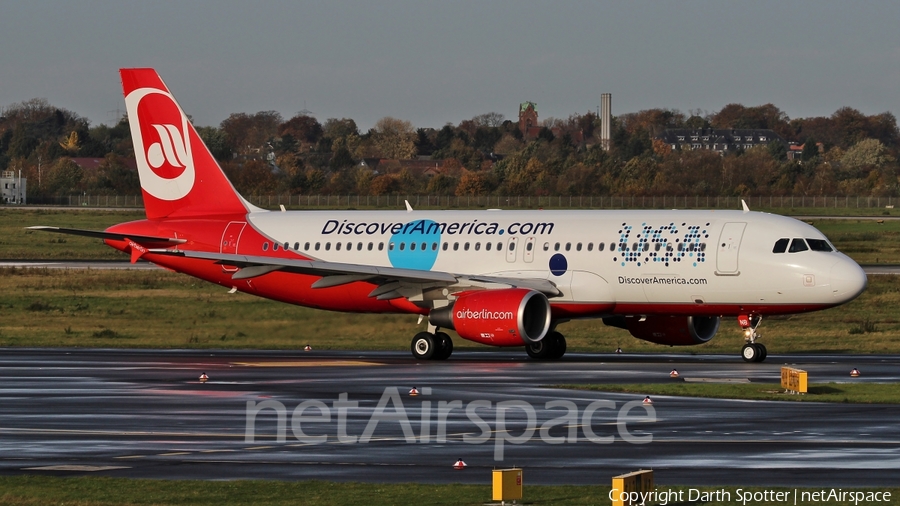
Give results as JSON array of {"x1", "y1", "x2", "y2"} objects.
[
  {"x1": 655, "y1": 128, "x2": 785, "y2": 154},
  {"x1": 518, "y1": 101, "x2": 541, "y2": 138},
  {"x1": 1, "y1": 170, "x2": 26, "y2": 204}
]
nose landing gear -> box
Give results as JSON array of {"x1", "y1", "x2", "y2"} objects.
[{"x1": 738, "y1": 314, "x2": 767, "y2": 362}]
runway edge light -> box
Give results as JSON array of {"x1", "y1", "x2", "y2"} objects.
[
  {"x1": 492, "y1": 467, "x2": 522, "y2": 502},
  {"x1": 669, "y1": 369, "x2": 679, "y2": 378},
  {"x1": 851, "y1": 368, "x2": 861, "y2": 377},
  {"x1": 642, "y1": 396, "x2": 652, "y2": 405},
  {"x1": 453, "y1": 459, "x2": 467, "y2": 470},
  {"x1": 199, "y1": 373, "x2": 209, "y2": 383},
  {"x1": 611, "y1": 469, "x2": 654, "y2": 506}
]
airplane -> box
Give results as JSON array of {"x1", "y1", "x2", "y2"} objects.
[{"x1": 31, "y1": 68, "x2": 868, "y2": 363}]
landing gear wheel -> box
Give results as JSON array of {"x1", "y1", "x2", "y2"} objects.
[
  {"x1": 548, "y1": 332, "x2": 566, "y2": 360},
  {"x1": 434, "y1": 332, "x2": 453, "y2": 360},
  {"x1": 741, "y1": 343, "x2": 758, "y2": 363},
  {"x1": 755, "y1": 343, "x2": 767, "y2": 362},
  {"x1": 411, "y1": 332, "x2": 436, "y2": 360},
  {"x1": 525, "y1": 339, "x2": 553, "y2": 360}
]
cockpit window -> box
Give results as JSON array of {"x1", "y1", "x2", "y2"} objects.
[
  {"x1": 788, "y1": 238, "x2": 809, "y2": 253},
  {"x1": 773, "y1": 238, "x2": 789, "y2": 253},
  {"x1": 806, "y1": 239, "x2": 833, "y2": 252}
]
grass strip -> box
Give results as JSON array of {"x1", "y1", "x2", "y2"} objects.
[
  {"x1": 0, "y1": 476, "x2": 897, "y2": 506},
  {"x1": 557, "y1": 382, "x2": 900, "y2": 404}
]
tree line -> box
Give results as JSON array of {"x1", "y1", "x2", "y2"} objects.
[{"x1": 2, "y1": 97, "x2": 898, "y2": 200}]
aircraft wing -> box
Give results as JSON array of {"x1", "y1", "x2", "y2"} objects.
[
  {"x1": 27, "y1": 226, "x2": 187, "y2": 246},
  {"x1": 148, "y1": 249, "x2": 562, "y2": 298}
]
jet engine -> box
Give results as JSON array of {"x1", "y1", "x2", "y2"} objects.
[
  {"x1": 605, "y1": 315, "x2": 720, "y2": 346},
  {"x1": 429, "y1": 288, "x2": 551, "y2": 346}
]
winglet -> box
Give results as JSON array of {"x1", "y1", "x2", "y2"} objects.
[
  {"x1": 741, "y1": 199, "x2": 750, "y2": 213},
  {"x1": 405, "y1": 200, "x2": 413, "y2": 212}
]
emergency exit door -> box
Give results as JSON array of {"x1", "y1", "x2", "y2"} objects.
[{"x1": 716, "y1": 222, "x2": 745, "y2": 274}]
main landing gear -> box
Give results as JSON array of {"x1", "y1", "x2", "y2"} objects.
[
  {"x1": 411, "y1": 331, "x2": 453, "y2": 360},
  {"x1": 738, "y1": 314, "x2": 767, "y2": 363},
  {"x1": 525, "y1": 331, "x2": 567, "y2": 360}
]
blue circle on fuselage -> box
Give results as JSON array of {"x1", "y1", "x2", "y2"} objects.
[
  {"x1": 388, "y1": 219, "x2": 441, "y2": 270},
  {"x1": 549, "y1": 253, "x2": 567, "y2": 276}
]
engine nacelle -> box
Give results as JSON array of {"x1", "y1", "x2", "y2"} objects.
[
  {"x1": 609, "y1": 315, "x2": 720, "y2": 346},
  {"x1": 429, "y1": 288, "x2": 551, "y2": 347}
]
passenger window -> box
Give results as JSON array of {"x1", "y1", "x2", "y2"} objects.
[
  {"x1": 378, "y1": 243, "x2": 384, "y2": 251},
  {"x1": 325, "y1": 243, "x2": 331, "y2": 251},
  {"x1": 543, "y1": 242, "x2": 550, "y2": 251},
  {"x1": 421, "y1": 242, "x2": 427, "y2": 251},
  {"x1": 598, "y1": 242, "x2": 605, "y2": 251},
  {"x1": 576, "y1": 243, "x2": 582, "y2": 251},
  {"x1": 474, "y1": 242, "x2": 481, "y2": 251},
  {"x1": 273, "y1": 243, "x2": 280, "y2": 251},
  {"x1": 367, "y1": 242, "x2": 373, "y2": 251},
  {"x1": 655, "y1": 243, "x2": 661, "y2": 252},
  {"x1": 633, "y1": 242, "x2": 639, "y2": 251},
  {"x1": 554, "y1": 243, "x2": 560, "y2": 251},
  {"x1": 509, "y1": 242, "x2": 516, "y2": 251},
  {"x1": 410, "y1": 242, "x2": 416, "y2": 251},
  {"x1": 389, "y1": 242, "x2": 395, "y2": 251},
  {"x1": 432, "y1": 242, "x2": 438, "y2": 251},
  {"x1": 346, "y1": 242, "x2": 351, "y2": 251},
  {"x1": 336, "y1": 242, "x2": 342, "y2": 251},
  {"x1": 400, "y1": 242, "x2": 406, "y2": 251},
  {"x1": 565, "y1": 243, "x2": 571, "y2": 251},
  {"x1": 293, "y1": 242, "x2": 299, "y2": 250},
  {"x1": 700, "y1": 243, "x2": 707, "y2": 251},
  {"x1": 497, "y1": 242, "x2": 503, "y2": 251},
  {"x1": 442, "y1": 243, "x2": 448, "y2": 251},
  {"x1": 486, "y1": 242, "x2": 493, "y2": 251},
  {"x1": 587, "y1": 243, "x2": 593, "y2": 251},
  {"x1": 643, "y1": 243, "x2": 650, "y2": 252},
  {"x1": 263, "y1": 242, "x2": 269, "y2": 251},
  {"x1": 315, "y1": 242, "x2": 320, "y2": 251},
  {"x1": 806, "y1": 239, "x2": 833, "y2": 252},
  {"x1": 453, "y1": 243, "x2": 459, "y2": 251},
  {"x1": 789, "y1": 238, "x2": 809, "y2": 253},
  {"x1": 304, "y1": 242, "x2": 310, "y2": 250},
  {"x1": 464, "y1": 242, "x2": 470, "y2": 251},
  {"x1": 284, "y1": 242, "x2": 289, "y2": 250},
  {"x1": 773, "y1": 238, "x2": 789, "y2": 253},
  {"x1": 526, "y1": 242, "x2": 533, "y2": 251}
]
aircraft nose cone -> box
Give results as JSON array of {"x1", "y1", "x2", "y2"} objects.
[{"x1": 831, "y1": 259, "x2": 867, "y2": 301}]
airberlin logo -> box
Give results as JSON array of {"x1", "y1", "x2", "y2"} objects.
[
  {"x1": 124, "y1": 87, "x2": 195, "y2": 201},
  {"x1": 456, "y1": 309, "x2": 514, "y2": 320},
  {"x1": 147, "y1": 124, "x2": 189, "y2": 169}
]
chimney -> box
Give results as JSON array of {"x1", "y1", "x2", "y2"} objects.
[{"x1": 600, "y1": 93, "x2": 612, "y2": 150}]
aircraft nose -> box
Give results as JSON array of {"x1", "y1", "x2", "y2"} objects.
[{"x1": 831, "y1": 259, "x2": 867, "y2": 301}]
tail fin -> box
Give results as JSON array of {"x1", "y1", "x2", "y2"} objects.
[{"x1": 120, "y1": 68, "x2": 254, "y2": 219}]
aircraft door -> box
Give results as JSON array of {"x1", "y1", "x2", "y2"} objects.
[
  {"x1": 523, "y1": 236, "x2": 535, "y2": 263},
  {"x1": 220, "y1": 221, "x2": 246, "y2": 272},
  {"x1": 506, "y1": 236, "x2": 519, "y2": 263},
  {"x1": 716, "y1": 222, "x2": 746, "y2": 275}
]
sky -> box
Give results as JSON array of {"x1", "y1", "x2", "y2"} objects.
[{"x1": 2, "y1": 1, "x2": 899, "y2": 131}]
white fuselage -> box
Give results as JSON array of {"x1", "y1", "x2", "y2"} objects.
[{"x1": 242, "y1": 208, "x2": 866, "y2": 315}]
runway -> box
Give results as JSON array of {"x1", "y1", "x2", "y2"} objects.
[{"x1": 1, "y1": 349, "x2": 898, "y2": 487}]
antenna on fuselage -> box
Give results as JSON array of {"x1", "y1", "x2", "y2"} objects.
[{"x1": 741, "y1": 199, "x2": 750, "y2": 213}]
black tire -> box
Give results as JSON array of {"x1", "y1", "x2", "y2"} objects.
[
  {"x1": 755, "y1": 343, "x2": 767, "y2": 362},
  {"x1": 549, "y1": 332, "x2": 566, "y2": 359},
  {"x1": 741, "y1": 343, "x2": 758, "y2": 363},
  {"x1": 411, "y1": 332, "x2": 436, "y2": 360},
  {"x1": 526, "y1": 338, "x2": 553, "y2": 360},
  {"x1": 434, "y1": 332, "x2": 453, "y2": 360}
]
